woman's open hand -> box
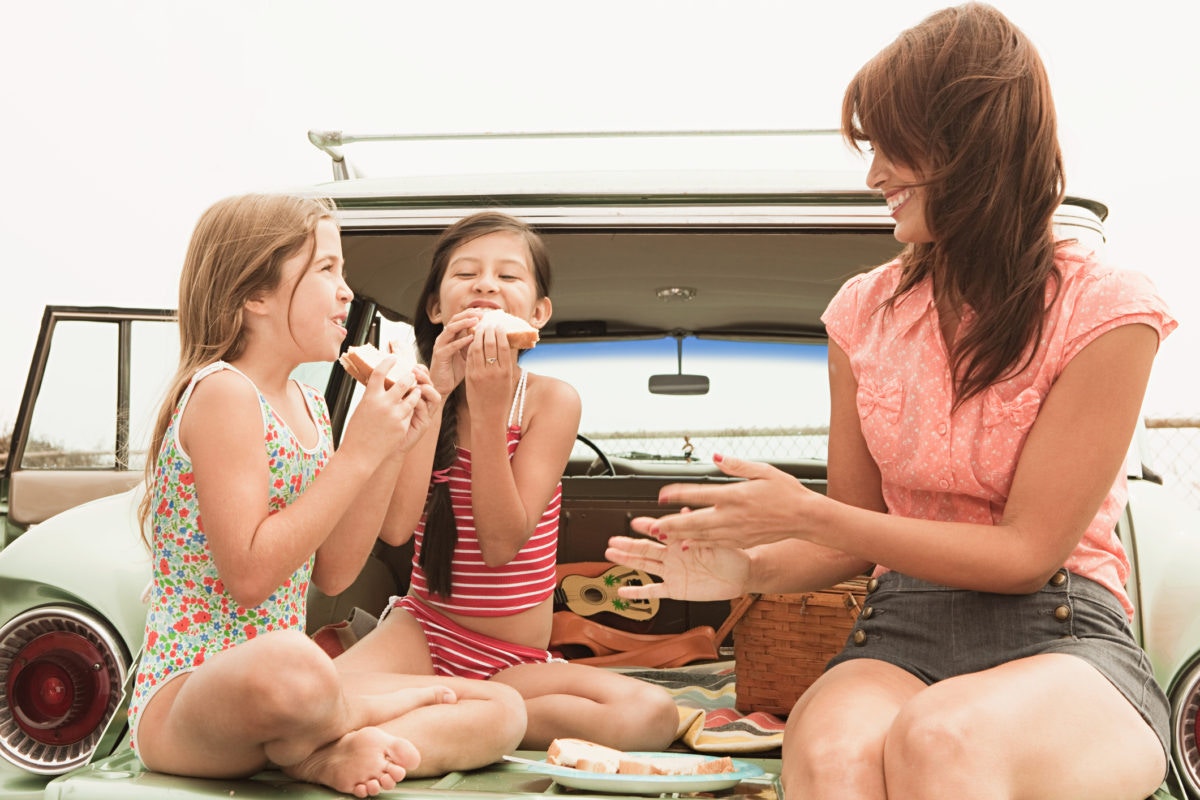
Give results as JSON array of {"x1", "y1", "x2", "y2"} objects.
[{"x1": 605, "y1": 531, "x2": 750, "y2": 602}]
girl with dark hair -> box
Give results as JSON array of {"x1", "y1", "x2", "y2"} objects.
[
  {"x1": 607, "y1": 4, "x2": 1175, "y2": 798},
  {"x1": 337, "y1": 211, "x2": 679, "y2": 751}
]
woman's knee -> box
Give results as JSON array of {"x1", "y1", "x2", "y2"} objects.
[{"x1": 884, "y1": 700, "x2": 977, "y2": 780}]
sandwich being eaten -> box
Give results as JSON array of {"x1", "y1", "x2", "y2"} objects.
[{"x1": 473, "y1": 309, "x2": 539, "y2": 349}]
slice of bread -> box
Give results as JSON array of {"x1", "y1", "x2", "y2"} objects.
[
  {"x1": 546, "y1": 738, "x2": 623, "y2": 773},
  {"x1": 546, "y1": 738, "x2": 735, "y2": 776},
  {"x1": 474, "y1": 309, "x2": 539, "y2": 349},
  {"x1": 338, "y1": 340, "x2": 418, "y2": 391}
]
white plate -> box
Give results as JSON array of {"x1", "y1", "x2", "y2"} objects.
[{"x1": 506, "y1": 752, "x2": 766, "y2": 795}]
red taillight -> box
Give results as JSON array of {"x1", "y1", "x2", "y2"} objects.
[{"x1": 6, "y1": 631, "x2": 111, "y2": 746}]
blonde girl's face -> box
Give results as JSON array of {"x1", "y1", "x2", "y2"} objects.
[
  {"x1": 277, "y1": 217, "x2": 352, "y2": 362},
  {"x1": 866, "y1": 149, "x2": 934, "y2": 245},
  {"x1": 428, "y1": 230, "x2": 551, "y2": 329}
]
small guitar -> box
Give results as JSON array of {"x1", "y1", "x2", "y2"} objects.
[{"x1": 555, "y1": 565, "x2": 661, "y2": 620}]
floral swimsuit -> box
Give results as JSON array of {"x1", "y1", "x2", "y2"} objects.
[{"x1": 127, "y1": 361, "x2": 331, "y2": 752}]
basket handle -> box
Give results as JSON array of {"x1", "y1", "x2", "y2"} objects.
[{"x1": 713, "y1": 593, "x2": 760, "y2": 646}]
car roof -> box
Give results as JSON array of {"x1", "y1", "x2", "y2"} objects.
[{"x1": 304, "y1": 131, "x2": 1107, "y2": 342}]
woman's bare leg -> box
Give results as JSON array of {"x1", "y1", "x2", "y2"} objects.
[
  {"x1": 783, "y1": 659, "x2": 924, "y2": 799},
  {"x1": 882, "y1": 654, "x2": 1165, "y2": 800}
]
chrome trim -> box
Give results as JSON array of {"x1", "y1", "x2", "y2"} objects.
[{"x1": 0, "y1": 606, "x2": 130, "y2": 775}]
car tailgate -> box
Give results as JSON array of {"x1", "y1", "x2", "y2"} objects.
[{"x1": 46, "y1": 748, "x2": 783, "y2": 799}]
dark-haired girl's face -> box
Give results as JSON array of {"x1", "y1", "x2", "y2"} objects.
[
  {"x1": 427, "y1": 231, "x2": 551, "y2": 330},
  {"x1": 867, "y1": 149, "x2": 933, "y2": 245}
]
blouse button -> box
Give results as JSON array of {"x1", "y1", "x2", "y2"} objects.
[
  {"x1": 938, "y1": 478, "x2": 950, "y2": 489},
  {"x1": 937, "y1": 423, "x2": 948, "y2": 435}
]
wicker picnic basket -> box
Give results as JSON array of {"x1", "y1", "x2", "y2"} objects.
[{"x1": 732, "y1": 576, "x2": 870, "y2": 715}]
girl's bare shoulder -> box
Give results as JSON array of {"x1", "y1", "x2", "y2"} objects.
[{"x1": 526, "y1": 372, "x2": 581, "y2": 411}]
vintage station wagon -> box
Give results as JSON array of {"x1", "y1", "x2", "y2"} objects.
[{"x1": 1, "y1": 129, "x2": 1196, "y2": 799}]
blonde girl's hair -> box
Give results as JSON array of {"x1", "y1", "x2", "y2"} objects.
[
  {"x1": 137, "y1": 193, "x2": 337, "y2": 543},
  {"x1": 841, "y1": 2, "x2": 1065, "y2": 408},
  {"x1": 412, "y1": 211, "x2": 552, "y2": 597}
]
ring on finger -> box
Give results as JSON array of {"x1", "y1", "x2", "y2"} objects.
[{"x1": 486, "y1": 357, "x2": 497, "y2": 364}]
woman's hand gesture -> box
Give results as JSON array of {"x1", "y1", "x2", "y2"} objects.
[
  {"x1": 640, "y1": 454, "x2": 819, "y2": 550},
  {"x1": 605, "y1": 531, "x2": 750, "y2": 602}
]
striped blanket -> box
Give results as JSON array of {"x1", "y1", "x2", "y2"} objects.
[{"x1": 624, "y1": 662, "x2": 785, "y2": 754}]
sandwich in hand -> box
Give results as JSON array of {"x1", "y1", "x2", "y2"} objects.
[
  {"x1": 473, "y1": 309, "x2": 539, "y2": 349},
  {"x1": 338, "y1": 340, "x2": 419, "y2": 391}
]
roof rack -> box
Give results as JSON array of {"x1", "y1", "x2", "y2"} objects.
[{"x1": 306, "y1": 128, "x2": 842, "y2": 181}]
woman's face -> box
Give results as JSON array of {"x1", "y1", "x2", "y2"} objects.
[{"x1": 866, "y1": 149, "x2": 934, "y2": 245}]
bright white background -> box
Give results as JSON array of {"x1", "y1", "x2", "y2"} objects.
[{"x1": 2, "y1": 0, "x2": 1196, "y2": 431}]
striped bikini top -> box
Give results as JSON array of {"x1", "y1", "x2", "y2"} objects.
[{"x1": 408, "y1": 370, "x2": 560, "y2": 617}]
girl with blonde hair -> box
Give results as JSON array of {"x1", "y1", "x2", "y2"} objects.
[{"x1": 131, "y1": 194, "x2": 525, "y2": 798}]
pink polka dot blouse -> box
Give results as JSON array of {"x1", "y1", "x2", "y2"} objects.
[{"x1": 821, "y1": 243, "x2": 1177, "y2": 618}]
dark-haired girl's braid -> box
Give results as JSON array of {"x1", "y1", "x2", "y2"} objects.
[{"x1": 417, "y1": 387, "x2": 461, "y2": 598}]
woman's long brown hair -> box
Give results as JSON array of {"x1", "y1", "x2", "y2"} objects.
[
  {"x1": 137, "y1": 193, "x2": 337, "y2": 545},
  {"x1": 413, "y1": 211, "x2": 552, "y2": 597},
  {"x1": 841, "y1": 2, "x2": 1065, "y2": 408}
]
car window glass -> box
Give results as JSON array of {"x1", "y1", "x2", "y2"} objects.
[
  {"x1": 522, "y1": 337, "x2": 831, "y2": 464},
  {"x1": 128, "y1": 320, "x2": 180, "y2": 470},
  {"x1": 22, "y1": 321, "x2": 119, "y2": 468}
]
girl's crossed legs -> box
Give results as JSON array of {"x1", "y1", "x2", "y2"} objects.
[
  {"x1": 339, "y1": 604, "x2": 679, "y2": 752},
  {"x1": 136, "y1": 628, "x2": 526, "y2": 798}
]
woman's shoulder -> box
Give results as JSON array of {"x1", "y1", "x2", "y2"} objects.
[
  {"x1": 1051, "y1": 242, "x2": 1178, "y2": 341},
  {"x1": 822, "y1": 257, "x2": 906, "y2": 329},
  {"x1": 1054, "y1": 243, "x2": 1170, "y2": 308}
]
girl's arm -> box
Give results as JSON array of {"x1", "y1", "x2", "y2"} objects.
[
  {"x1": 313, "y1": 372, "x2": 442, "y2": 593},
  {"x1": 468, "y1": 340, "x2": 580, "y2": 567},
  {"x1": 650, "y1": 324, "x2": 1160, "y2": 594},
  {"x1": 184, "y1": 365, "x2": 422, "y2": 607},
  {"x1": 378, "y1": 312, "x2": 480, "y2": 546},
  {"x1": 377, "y1": 401, "x2": 441, "y2": 547}
]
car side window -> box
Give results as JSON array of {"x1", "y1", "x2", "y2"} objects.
[{"x1": 21, "y1": 319, "x2": 177, "y2": 470}]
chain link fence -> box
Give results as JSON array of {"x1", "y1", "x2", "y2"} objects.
[
  {"x1": 1142, "y1": 417, "x2": 1200, "y2": 511},
  {"x1": 7, "y1": 419, "x2": 1200, "y2": 511},
  {"x1": 575, "y1": 416, "x2": 1200, "y2": 513}
]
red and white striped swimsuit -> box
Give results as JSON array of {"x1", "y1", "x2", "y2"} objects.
[{"x1": 408, "y1": 370, "x2": 559, "y2": 617}]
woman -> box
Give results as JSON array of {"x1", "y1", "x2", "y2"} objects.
[{"x1": 607, "y1": 4, "x2": 1175, "y2": 798}]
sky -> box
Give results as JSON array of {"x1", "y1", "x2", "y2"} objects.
[{"x1": 2, "y1": 0, "x2": 1197, "y2": 434}]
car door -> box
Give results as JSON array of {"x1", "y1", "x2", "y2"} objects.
[{"x1": 1, "y1": 306, "x2": 177, "y2": 548}]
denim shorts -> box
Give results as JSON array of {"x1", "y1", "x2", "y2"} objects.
[{"x1": 826, "y1": 569, "x2": 1170, "y2": 758}]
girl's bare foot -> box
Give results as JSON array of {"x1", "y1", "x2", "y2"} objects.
[{"x1": 282, "y1": 726, "x2": 420, "y2": 798}]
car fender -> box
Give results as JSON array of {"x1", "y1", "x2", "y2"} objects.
[
  {"x1": 0, "y1": 486, "x2": 150, "y2": 653},
  {"x1": 1125, "y1": 480, "x2": 1200, "y2": 691}
]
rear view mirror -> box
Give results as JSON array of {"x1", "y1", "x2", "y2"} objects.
[{"x1": 648, "y1": 373, "x2": 710, "y2": 395}]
